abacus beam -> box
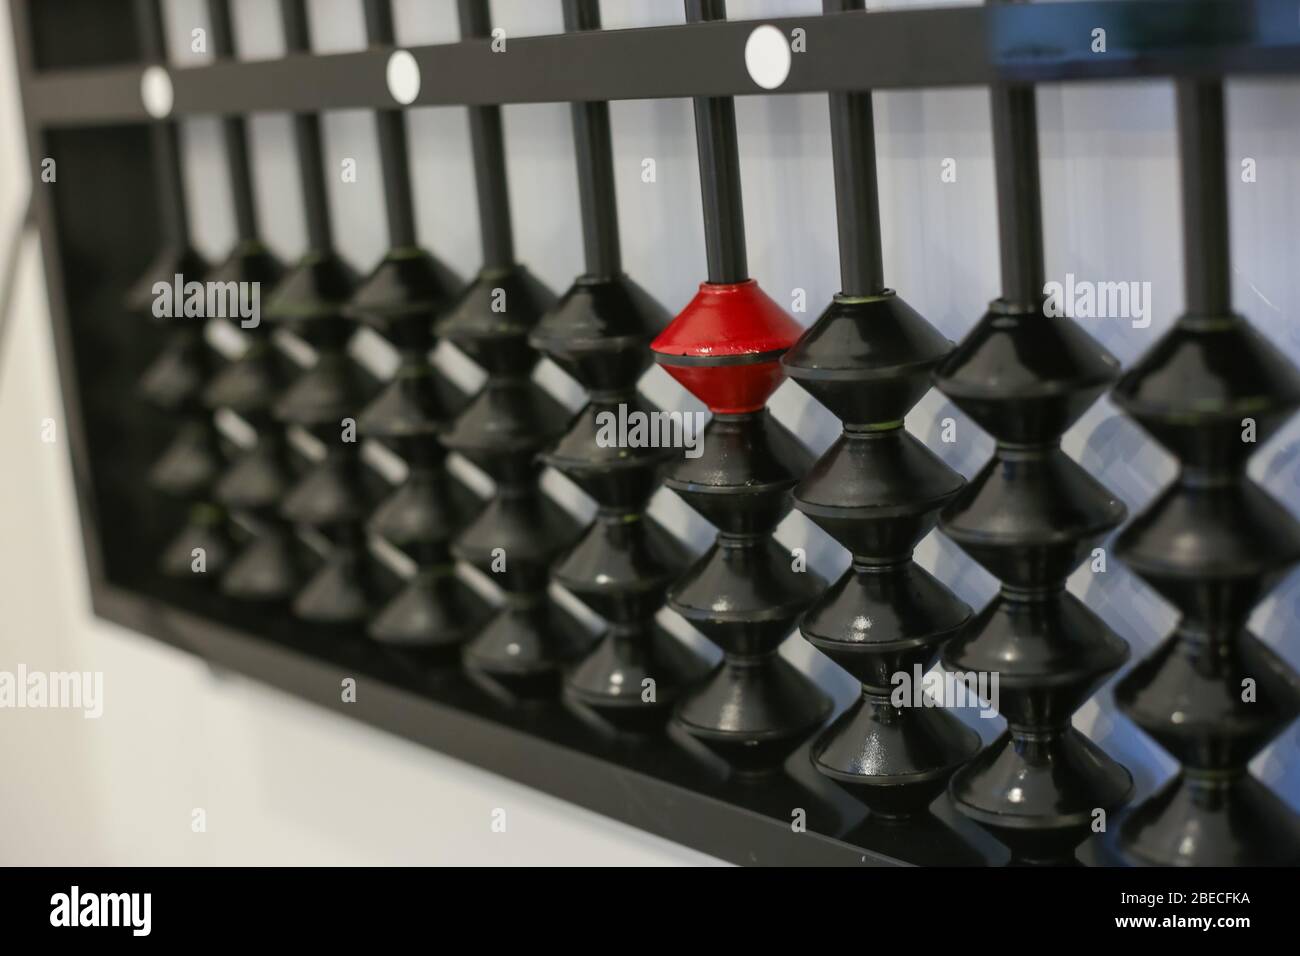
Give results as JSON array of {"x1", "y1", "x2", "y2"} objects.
[
  {"x1": 208, "y1": 0, "x2": 257, "y2": 240},
  {"x1": 282, "y1": 0, "x2": 333, "y2": 251},
  {"x1": 24, "y1": 2, "x2": 1300, "y2": 126},
  {"x1": 363, "y1": 0, "x2": 417, "y2": 250},
  {"x1": 824, "y1": 0, "x2": 885, "y2": 297},
  {"x1": 458, "y1": 0, "x2": 515, "y2": 269},
  {"x1": 685, "y1": 0, "x2": 747, "y2": 285},
  {"x1": 563, "y1": 0, "x2": 621, "y2": 278},
  {"x1": 1177, "y1": 79, "x2": 1232, "y2": 315}
]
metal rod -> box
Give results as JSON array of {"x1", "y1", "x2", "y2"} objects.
[
  {"x1": 685, "y1": 0, "x2": 747, "y2": 284},
  {"x1": 824, "y1": 0, "x2": 885, "y2": 296},
  {"x1": 135, "y1": 0, "x2": 190, "y2": 249},
  {"x1": 209, "y1": 0, "x2": 258, "y2": 240},
  {"x1": 361, "y1": 0, "x2": 395, "y2": 43},
  {"x1": 457, "y1": 0, "x2": 515, "y2": 268},
  {"x1": 281, "y1": 0, "x2": 332, "y2": 251},
  {"x1": 134, "y1": 0, "x2": 167, "y2": 63},
  {"x1": 364, "y1": 0, "x2": 417, "y2": 248},
  {"x1": 1176, "y1": 79, "x2": 1232, "y2": 316},
  {"x1": 987, "y1": 0, "x2": 1044, "y2": 308},
  {"x1": 989, "y1": 82, "x2": 1045, "y2": 309},
  {"x1": 562, "y1": 0, "x2": 621, "y2": 277}
]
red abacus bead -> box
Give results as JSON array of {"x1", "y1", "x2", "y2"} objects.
[{"x1": 651, "y1": 280, "x2": 803, "y2": 414}]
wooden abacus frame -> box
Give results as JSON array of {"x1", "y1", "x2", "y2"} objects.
[{"x1": 12, "y1": 0, "x2": 1299, "y2": 867}]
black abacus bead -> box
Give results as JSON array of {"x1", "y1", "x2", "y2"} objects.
[
  {"x1": 437, "y1": 266, "x2": 587, "y2": 694},
  {"x1": 130, "y1": 246, "x2": 213, "y2": 415},
  {"x1": 348, "y1": 247, "x2": 491, "y2": 659},
  {"x1": 264, "y1": 250, "x2": 382, "y2": 625},
  {"x1": 1113, "y1": 317, "x2": 1300, "y2": 866},
  {"x1": 200, "y1": 239, "x2": 311, "y2": 602},
  {"x1": 362, "y1": 438, "x2": 487, "y2": 654},
  {"x1": 665, "y1": 410, "x2": 831, "y2": 772},
  {"x1": 532, "y1": 273, "x2": 707, "y2": 729},
  {"x1": 127, "y1": 244, "x2": 239, "y2": 579},
  {"x1": 785, "y1": 291, "x2": 980, "y2": 819},
  {"x1": 935, "y1": 301, "x2": 1133, "y2": 864}
]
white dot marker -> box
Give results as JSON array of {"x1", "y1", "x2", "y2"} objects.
[
  {"x1": 744, "y1": 24, "x2": 791, "y2": 91},
  {"x1": 141, "y1": 66, "x2": 174, "y2": 119},
  {"x1": 386, "y1": 50, "x2": 420, "y2": 105}
]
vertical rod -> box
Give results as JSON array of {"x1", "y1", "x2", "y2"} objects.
[
  {"x1": 685, "y1": 0, "x2": 748, "y2": 284},
  {"x1": 457, "y1": 0, "x2": 515, "y2": 268},
  {"x1": 987, "y1": 0, "x2": 1043, "y2": 308},
  {"x1": 363, "y1": 0, "x2": 417, "y2": 248},
  {"x1": 562, "y1": 0, "x2": 621, "y2": 278},
  {"x1": 990, "y1": 82, "x2": 1045, "y2": 309},
  {"x1": 135, "y1": 0, "x2": 189, "y2": 249},
  {"x1": 824, "y1": 0, "x2": 885, "y2": 296},
  {"x1": 281, "y1": 0, "x2": 333, "y2": 251},
  {"x1": 208, "y1": 0, "x2": 258, "y2": 240},
  {"x1": 1176, "y1": 79, "x2": 1232, "y2": 316}
]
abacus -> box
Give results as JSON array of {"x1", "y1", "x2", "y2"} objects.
[{"x1": 13, "y1": 0, "x2": 1300, "y2": 866}]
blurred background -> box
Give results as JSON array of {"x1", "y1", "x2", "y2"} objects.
[{"x1": 1, "y1": 0, "x2": 1297, "y2": 864}]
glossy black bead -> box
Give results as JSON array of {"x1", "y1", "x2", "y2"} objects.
[
  {"x1": 1109, "y1": 79, "x2": 1300, "y2": 867},
  {"x1": 437, "y1": 267, "x2": 589, "y2": 694},
  {"x1": 128, "y1": 242, "x2": 236, "y2": 579},
  {"x1": 533, "y1": 273, "x2": 707, "y2": 729},
  {"x1": 347, "y1": 247, "x2": 491, "y2": 660},
  {"x1": 786, "y1": 292, "x2": 979, "y2": 818},
  {"x1": 1112, "y1": 308, "x2": 1300, "y2": 868},
  {"x1": 264, "y1": 250, "x2": 383, "y2": 624},
  {"x1": 662, "y1": 410, "x2": 831, "y2": 772},
  {"x1": 935, "y1": 299, "x2": 1133, "y2": 865},
  {"x1": 200, "y1": 239, "x2": 314, "y2": 602}
]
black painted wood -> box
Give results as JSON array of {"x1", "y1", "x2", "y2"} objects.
[{"x1": 20, "y1": 1, "x2": 1300, "y2": 125}]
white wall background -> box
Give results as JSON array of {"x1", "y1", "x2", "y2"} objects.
[{"x1": 0, "y1": 0, "x2": 1297, "y2": 864}]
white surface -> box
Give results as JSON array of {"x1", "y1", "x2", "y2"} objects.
[{"x1": 1, "y1": 0, "x2": 1297, "y2": 865}]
